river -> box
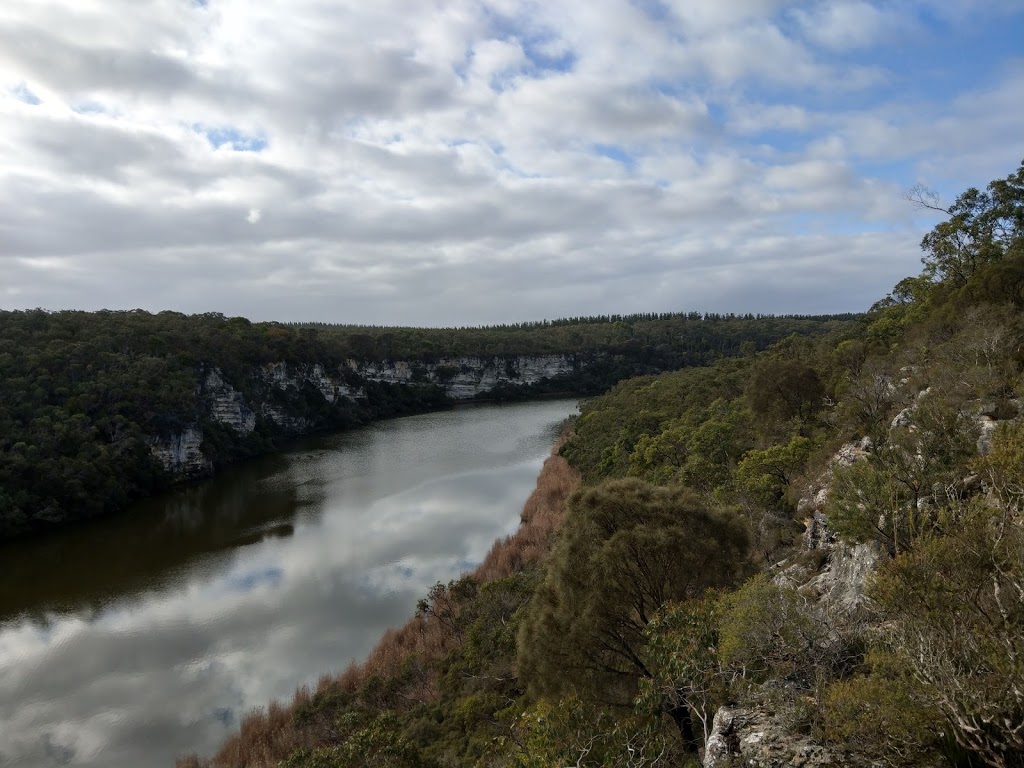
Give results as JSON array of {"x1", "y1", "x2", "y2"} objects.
[{"x1": 0, "y1": 399, "x2": 577, "y2": 768}]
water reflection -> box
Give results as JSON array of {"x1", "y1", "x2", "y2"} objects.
[{"x1": 0, "y1": 399, "x2": 575, "y2": 768}]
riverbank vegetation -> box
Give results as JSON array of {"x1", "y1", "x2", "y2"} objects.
[{"x1": 180, "y1": 159, "x2": 1024, "y2": 767}]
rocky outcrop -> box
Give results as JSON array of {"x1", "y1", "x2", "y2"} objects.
[
  {"x1": 800, "y1": 541, "x2": 884, "y2": 616},
  {"x1": 777, "y1": 438, "x2": 883, "y2": 612},
  {"x1": 703, "y1": 706, "x2": 853, "y2": 768},
  {"x1": 349, "y1": 355, "x2": 576, "y2": 400},
  {"x1": 795, "y1": 437, "x2": 872, "y2": 520},
  {"x1": 149, "y1": 425, "x2": 210, "y2": 475},
  {"x1": 203, "y1": 368, "x2": 256, "y2": 435},
  {"x1": 744, "y1": 438, "x2": 883, "y2": 767},
  {"x1": 262, "y1": 362, "x2": 363, "y2": 403},
  {"x1": 150, "y1": 364, "x2": 349, "y2": 477},
  {"x1": 712, "y1": 391, "x2": 1024, "y2": 767},
  {"x1": 149, "y1": 356, "x2": 580, "y2": 478}
]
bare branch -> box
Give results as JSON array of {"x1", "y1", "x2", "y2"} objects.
[{"x1": 905, "y1": 183, "x2": 947, "y2": 214}]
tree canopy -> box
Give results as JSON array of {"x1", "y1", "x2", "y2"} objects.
[{"x1": 517, "y1": 478, "x2": 751, "y2": 752}]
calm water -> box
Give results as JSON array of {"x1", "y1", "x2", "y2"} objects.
[{"x1": 0, "y1": 399, "x2": 576, "y2": 768}]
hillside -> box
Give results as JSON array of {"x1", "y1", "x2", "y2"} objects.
[{"x1": 179, "y1": 159, "x2": 1024, "y2": 768}]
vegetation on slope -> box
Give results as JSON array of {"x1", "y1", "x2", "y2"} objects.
[{"x1": 183, "y1": 159, "x2": 1024, "y2": 768}]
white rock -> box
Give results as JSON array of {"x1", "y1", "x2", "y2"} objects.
[
  {"x1": 149, "y1": 425, "x2": 210, "y2": 476},
  {"x1": 349, "y1": 355, "x2": 576, "y2": 400}
]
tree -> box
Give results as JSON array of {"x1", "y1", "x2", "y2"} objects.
[
  {"x1": 734, "y1": 436, "x2": 813, "y2": 510},
  {"x1": 823, "y1": 651, "x2": 951, "y2": 767},
  {"x1": 828, "y1": 394, "x2": 977, "y2": 554},
  {"x1": 913, "y1": 160, "x2": 1024, "y2": 287},
  {"x1": 499, "y1": 695, "x2": 675, "y2": 768},
  {"x1": 871, "y1": 504, "x2": 1024, "y2": 768},
  {"x1": 517, "y1": 479, "x2": 752, "y2": 755},
  {"x1": 639, "y1": 596, "x2": 725, "y2": 749},
  {"x1": 746, "y1": 358, "x2": 825, "y2": 430}
]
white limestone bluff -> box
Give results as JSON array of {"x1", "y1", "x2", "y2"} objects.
[
  {"x1": 148, "y1": 355, "x2": 579, "y2": 477},
  {"x1": 350, "y1": 355, "x2": 574, "y2": 399}
]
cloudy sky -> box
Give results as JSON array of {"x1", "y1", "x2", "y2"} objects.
[{"x1": 2, "y1": 0, "x2": 1022, "y2": 325}]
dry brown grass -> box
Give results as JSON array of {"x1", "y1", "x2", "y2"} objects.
[
  {"x1": 473, "y1": 439, "x2": 578, "y2": 583},
  {"x1": 177, "y1": 432, "x2": 580, "y2": 768}
]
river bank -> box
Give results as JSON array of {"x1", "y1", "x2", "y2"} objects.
[
  {"x1": 0, "y1": 400, "x2": 577, "y2": 768},
  {"x1": 178, "y1": 425, "x2": 581, "y2": 767}
]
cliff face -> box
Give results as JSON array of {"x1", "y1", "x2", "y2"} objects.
[
  {"x1": 349, "y1": 355, "x2": 576, "y2": 399},
  {"x1": 149, "y1": 356, "x2": 578, "y2": 477}
]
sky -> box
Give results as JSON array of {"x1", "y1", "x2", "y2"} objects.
[{"x1": 1, "y1": 0, "x2": 1023, "y2": 325}]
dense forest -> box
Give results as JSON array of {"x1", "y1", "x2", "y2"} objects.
[
  {"x1": 0, "y1": 307, "x2": 853, "y2": 539},
  {"x1": 180, "y1": 159, "x2": 1024, "y2": 768},
  {"x1": 287, "y1": 312, "x2": 860, "y2": 362}
]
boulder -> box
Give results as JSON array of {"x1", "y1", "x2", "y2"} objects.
[{"x1": 703, "y1": 706, "x2": 853, "y2": 768}]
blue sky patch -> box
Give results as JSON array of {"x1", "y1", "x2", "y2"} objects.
[
  {"x1": 593, "y1": 143, "x2": 636, "y2": 170},
  {"x1": 11, "y1": 82, "x2": 40, "y2": 105},
  {"x1": 226, "y1": 566, "x2": 284, "y2": 592},
  {"x1": 195, "y1": 125, "x2": 268, "y2": 152}
]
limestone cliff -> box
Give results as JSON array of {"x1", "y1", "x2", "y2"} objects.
[
  {"x1": 149, "y1": 355, "x2": 580, "y2": 477},
  {"x1": 348, "y1": 354, "x2": 576, "y2": 399}
]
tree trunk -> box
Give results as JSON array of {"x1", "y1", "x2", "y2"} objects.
[{"x1": 667, "y1": 703, "x2": 700, "y2": 754}]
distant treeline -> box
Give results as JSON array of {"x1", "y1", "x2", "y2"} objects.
[
  {"x1": 285, "y1": 312, "x2": 862, "y2": 362},
  {"x1": 289, "y1": 310, "x2": 862, "y2": 331}
]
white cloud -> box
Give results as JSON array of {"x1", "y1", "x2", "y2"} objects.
[
  {"x1": 0, "y1": 0, "x2": 1021, "y2": 323},
  {"x1": 793, "y1": 1, "x2": 906, "y2": 50}
]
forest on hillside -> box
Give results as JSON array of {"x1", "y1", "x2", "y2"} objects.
[
  {"x1": 0, "y1": 305, "x2": 852, "y2": 539},
  {"x1": 181, "y1": 160, "x2": 1024, "y2": 768}
]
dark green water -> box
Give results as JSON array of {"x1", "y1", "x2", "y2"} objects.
[{"x1": 0, "y1": 399, "x2": 577, "y2": 768}]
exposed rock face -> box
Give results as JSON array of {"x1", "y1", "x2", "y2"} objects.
[
  {"x1": 150, "y1": 363, "x2": 352, "y2": 476},
  {"x1": 977, "y1": 414, "x2": 998, "y2": 455},
  {"x1": 890, "y1": 407, "x2": 914, "y2": 429},
  {"x1": 780, "y1": 437, "x2": 883, "y2": 613},
  {"x1": 204, "y1": 368, "x2": 256, "y2": 435},
  {"x1": 744, "y1": 437, "x2": 883, "y2": 768},
  {"x1": 258, "y1": 403, "x2": 311, "y2": 432},
  {"x1": 974, "y1": 399, "x2": 1021, "y2": 455},
  {"x1": 149, "y1": 425, "x2": 210, "y2": 476},
  {"x1": 262, "y1": 362, "x2": 363, "y2": 402},
  {"x1": 795, "y1": 437, "x2": 872, "y2": 519},
  {"x1": 703, "y1": 706, "x2": 849, "y2": 768},
  {"x1": 800, "y1": 541, "x2": 884, "y2": 616},
  {"x1": 349, "y1": 355, "x2": 576, "y2": 400},
  {"x1": 149, "y1": 356, "x2": 578, "y2": 478}
]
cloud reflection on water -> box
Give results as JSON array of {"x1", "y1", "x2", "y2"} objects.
[{"x1": 0, "y1": 400, "x2": 574, "y2": 767}]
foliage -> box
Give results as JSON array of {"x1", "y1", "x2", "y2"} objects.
[
  {"x1": 497, "y1": 695, "x2": 678, "y2": 768},
  {"x1": 823, "y1": 652, "x2": 950, "y2": 768},
  {"x1": 871, "y1": 505, "x2": 1024, "y2": 768},
  {"x1": 638, "y1": 596, "x2": 725, "y2": 749},
  {"x1": 917, "y1": 160, "x2": 1024, "y2": 287},
  {"x1": 295, "y1": 312, "x2": 861, "y2": 363},
  {"x1": 746, "y1": 358, "x2": 826, "y2": 430},
  {"x1": 829, "y1": 394, "x2": 979, "y2": 553},
  {"x1": 517, "y1": 478, "x2": 752, "y2": 753},
  {"x1": 734, "y1": 437, "x2": 813, "y2": 510},
  {"x1": 976, "y1": 420, "x2": 1024, "y2": 511},
  {"x1": 717, "y1": 575, "x2": 822, "y2": 687}
]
